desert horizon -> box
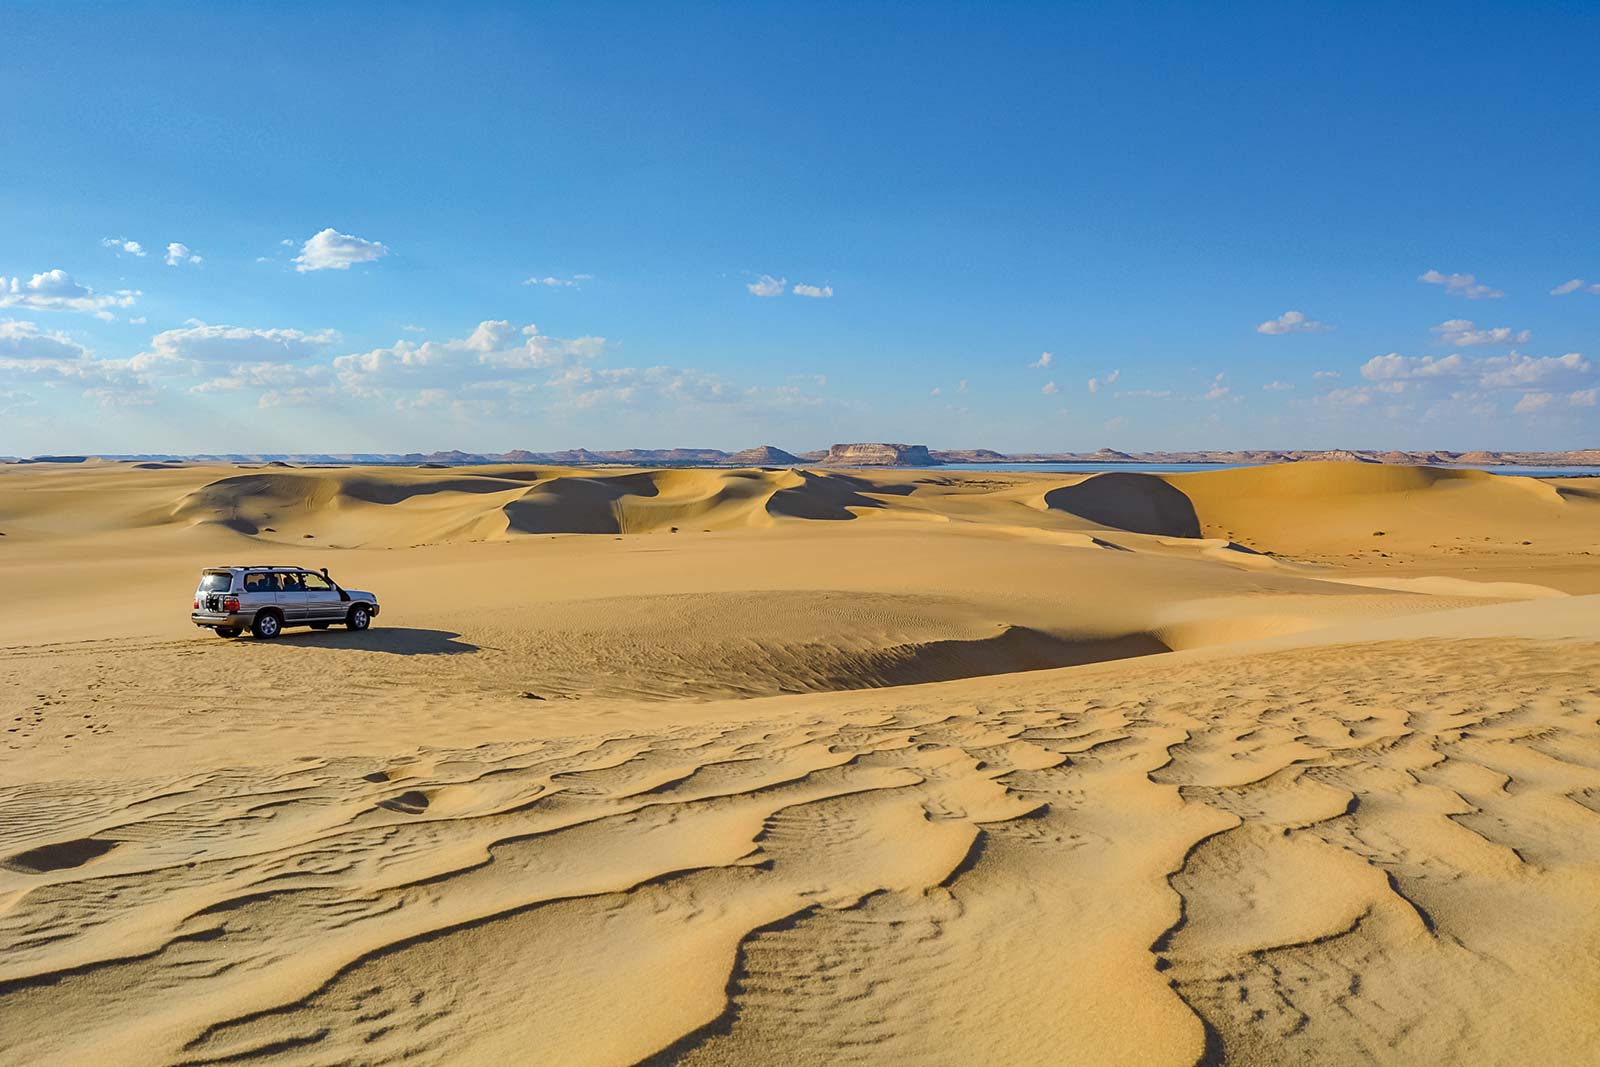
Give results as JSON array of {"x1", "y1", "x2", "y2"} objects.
[{"x1": 5, "y1": 441, "x2": 1599, "y2": 469}]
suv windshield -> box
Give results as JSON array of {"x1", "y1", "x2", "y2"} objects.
[{"x1": 199, "y1": 573, "x2": 234, "y2": 592}]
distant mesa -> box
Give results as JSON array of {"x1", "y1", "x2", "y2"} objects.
[
  {"x1": 729, "y1": 445, "x2": 801, "y2": 466},
  {"x1": 817, "y1": 443, "x2": 942, "y2": 467},
  {"x1": 1303, "y1": 449, "x2": 1378, "y2": 464}
]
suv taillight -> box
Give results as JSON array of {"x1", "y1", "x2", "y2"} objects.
[
  {"x1": 193, "y1": 598, "x2": 199, "y2": 609},
  {"x1": 223, "y1": 596, "x2": 241, "y2": 611}
]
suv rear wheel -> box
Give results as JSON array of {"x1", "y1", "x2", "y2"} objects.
[
  {"x1": 253, "y1": 610, "x2": 283, "y2": 639},
  {"x1": 347, "y1": 605, "x2": 371, "y2": 631}
]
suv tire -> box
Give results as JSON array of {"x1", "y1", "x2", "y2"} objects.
[
  {"x1": 347, "y1": 605, "x2": 371, "y2": 631},
  {"x1": 253, "y1": 610, "x2": 284, "y2": 640},
  {"x1": 215, "y1": 626, "x2": 242, "y2": 638}
]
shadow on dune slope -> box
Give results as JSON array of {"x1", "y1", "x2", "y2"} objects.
[
  {"x1": 853, "y1": 626, "x2": 1170, "y2": 689},
  {"x1": 269, "y1": 627, "x2": 480, "y2": 655},
  {"x1": 166, "y1": 466, "x2": 914, "y2": 543},
  {"x1": 1044, "y1": 473, "x2": 1202, "y2": 538}
]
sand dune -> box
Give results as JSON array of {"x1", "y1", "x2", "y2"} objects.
[{"x1": 2, "y1": 459, "x2": 1599, "y2": 1064}]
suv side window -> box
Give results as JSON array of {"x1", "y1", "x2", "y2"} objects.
[
  {"x1": 303, "y1": 573, "x2": 333, "y2": 591},
  {"x1": 277, "y1": 572, "x2": 305, "y2": 592},
  {"x1": 244, "y1": 572, "x2": 271, "y2": 593}
]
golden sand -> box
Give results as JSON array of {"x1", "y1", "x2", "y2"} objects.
[{"x1": 1, "y1": 460, "x2": 1597, "y2": 1064}]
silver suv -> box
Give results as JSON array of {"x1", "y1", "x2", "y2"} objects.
[{"x1": 191, "y1": 565, "x2": 381, "y2": 639}]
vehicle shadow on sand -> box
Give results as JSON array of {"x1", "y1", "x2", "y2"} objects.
[{"x1": 271, "y1": 627, "x2": 480, "y2": 656}]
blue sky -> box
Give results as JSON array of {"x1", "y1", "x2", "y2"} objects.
[{"x1": 3, "y1": 2, "x2": 1597, "y2": 455}]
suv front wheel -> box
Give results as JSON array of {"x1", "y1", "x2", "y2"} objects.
[
  {"x1": 347, "y1": 605, "x2": 371, "y2": 631},
  {"x1": 253, "y1": 610, "x2": 283, "y2": 640}
]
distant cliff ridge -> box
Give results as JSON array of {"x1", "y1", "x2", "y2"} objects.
[
  {"x1": 8, "y1": 446, "x2": 1598, "y2": 468},
  {"x1": 813, "y1": 443, "x2": 942, "y2": 467},
  {"x1": 728, "y1": 445, "x2": 802, "y2": 465}
]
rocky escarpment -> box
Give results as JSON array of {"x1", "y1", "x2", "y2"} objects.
[
  {"x1": 728, "y1": 445, "x2": 802, "y2": 466},
  {"x1": 814, "y1": 443, "x2": 942, "y2": 467}
]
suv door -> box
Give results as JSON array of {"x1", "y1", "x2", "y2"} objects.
[
  {"x1": 241, "y1": 571, "x2": 275, "y2": 613},
  {"x1": 301, "y1": 572, "x2": 344, "y2": 620},
  {"x1": 274, "y1": 571, "x2": 308, "y2": 621}
]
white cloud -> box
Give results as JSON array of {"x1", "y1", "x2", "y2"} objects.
[
  {"x1": 1256, "y1": 310, "x2": 1330, "y2": 335},
  {"x1": 1313, "y1": 370, "x2": 1341, "y2": 381},
  {"x1": 1430, "y1": 319, "x2": 1529, "y2": 346},
  {"x1": 524, "y1": 274, "x2": 591, "y2": 288},
  {"x1": 165, "y1": 242, "x2": 202, "y2": 267},
  {"x1": 402, "y1": 324, "x2": 426, "y2": 332},
  {"x1": 1512, "y1": 393, "x2": 1552, "y2": 414},
  {"x1": 1203, "y1": 373, "x2": 1230, "y2": 400},
  {"x1": 957, "y1": 379, "x2": 968, "y2": 393},
  {"x1": 101, "y1": 238, "x2": 146, "y2": 257},
  {"x1": 747, "y1": 274, "x2": 786, "y2": 297},
  {"x1": 0, "y1": 321, "x2": 173, "y2": 403},
  {"x1": 1551, "y1": 279, "x2": 1585, "y2": 296},
  {"x1": 1514, "y1": 389, "x2": 1597, "y2": 414},
  {"x1": 1116, "y1": 389, "x2": 1172, "y2": 399},
  {"x1": 292, "y1": 228, "x2": 389, "y2": 272},
  {"x1": 1360, "y1": 353, "x2": 1467, "y2": 381},
  {"x1": 144, "y1": 321, "x2": 340, "y2": 363},
  {"x1": 1418, "y1": 269, "x2": 1503, "y2": 299},
  {"x1": 1086, "y1": 369, "x2": 1120, "y2": 394},
  {"x1": 1041, "y1": 380, "x2": 1059, "y2": 395},
  {"x1": 792, "y1": 282, "x2": 833, "y2": 298},
  {"x1": 1322, "y1": 386, "x2": 1374, "y2": 407},
  {"x1": 129, "y1": 316, "x2": 147, "y2": 325},
  {"x1": 1032, "y1": 351, "x2": 1053, "y2": 369},
  {"x1": 1362, "y1": 350, "x2": 1591, "y2": 389},
  {"x1": 0, "y1": 319, "x2": 91, "y2": 361},
  {"x1": 0, "y1": 270, "x2": 139, "y2": 316},
  {"x1": 1478, "y1": 352, "x2": 1591, "y2": 388},
  {"x1": 930, "y1": 386, "x2": 942, "y2": 396},
  {"x1": 189, "y1": 362, "x2": 330, "y2": 395},
  {"x1": 333, "y1": 320, "x2": 604, "y2": 395},
  {"x1": 1262, "y1": 380, "x2": 1294, "y2": 391}
]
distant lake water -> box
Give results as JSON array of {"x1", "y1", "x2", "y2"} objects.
[{"x1": 906, "y1": 462, "x2": 1600, "y2": 477}]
